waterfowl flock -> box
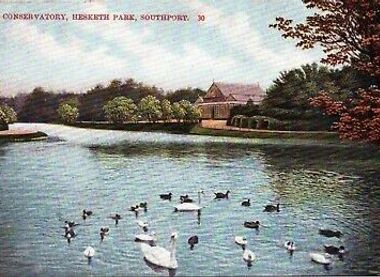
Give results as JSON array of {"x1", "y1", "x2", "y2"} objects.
[{"x1": 58, "y1": 190, "x2": 346, "y2": 274}]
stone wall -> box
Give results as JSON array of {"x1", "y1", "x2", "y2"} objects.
[{"x1": 198, "y1": 103, "x2": 237, "y2": 119}]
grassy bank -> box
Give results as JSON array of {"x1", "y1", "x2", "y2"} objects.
[
  {"x1": 73, "y1": 121, "x2": 340, "y2": 141},
  {"x1": 73, "y1": 121, "x2": 197, "y2": 134},
  {"x1": 189, "y1": 125, "x2": 340, "y2": 140},
  {"x1": 0, "y1": 131, "x2": 48, "y2": 142}
]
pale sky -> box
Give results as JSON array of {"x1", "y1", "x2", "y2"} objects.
[{"x1": 0, "y1": 0, "x2": 324, "y2": 96}]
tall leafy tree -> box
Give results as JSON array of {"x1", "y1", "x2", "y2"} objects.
[
  {"x1": 138, "y1": 95, "x2": 162, "y2": 122},
  {"x1": 78, "y1": 79, "x2": 164, "y2": 121},
  {"x1": 262, "y1": 64, "x2": 372, "y2": 119},
  {"x1": 179, "y1": 100, "x2": 201, "y2": 122},
  {"x1": 160, "y1": 99, "x2": 173, "y2": 122},
  {"x1": 270, "y1": 0, "x2": 380, "y2": 143},
  {"x1": 103, "y1": 96, "x2": 137, "y2": 124},
  {"x1": 264, "y1": 63, "x2": 333, "y2": 109},
  {"x1": 57, "y1": 103, "x2": 79, "y2": 124},
  {"x1": 165, "y1": 88, "x2": 206, "y2": 103},
  {"x1": 0, "y1": 103, "x2": 17, "y2": 130},
  {"x1": 171, "y1": 102, "x2": 185, "y2": 122},
  {"x1": 18, "y1": 87, "x2": 60, "y2": 122}
]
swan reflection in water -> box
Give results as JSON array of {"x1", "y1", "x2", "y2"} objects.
[{"x1": 143, "y1": 257, "x2": 177, "y2": 277}]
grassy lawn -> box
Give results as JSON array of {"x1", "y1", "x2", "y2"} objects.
[{"x1": 189, "y1": 125, "x2": 340, "y2": 140}]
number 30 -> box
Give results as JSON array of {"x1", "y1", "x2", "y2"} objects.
[{"x1": 197, "y1": 15, "x2": 205, "y2": 21}]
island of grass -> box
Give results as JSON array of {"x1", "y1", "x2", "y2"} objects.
[{"x1": 0, "y1": 129, "x2": 48, "y2": 142}]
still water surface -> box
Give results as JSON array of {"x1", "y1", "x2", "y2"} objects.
[{"x1": 0, "y1": 123, "x2": 379, "y2": 276}]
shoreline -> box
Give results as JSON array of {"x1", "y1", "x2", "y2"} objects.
[
  {"x1": 190, "y1": 125, "x2": 339, "y2": 140},
  {"x1": 5, "y1": 121, "x2": 342, "y2": 143},
  {"x1": 72, "y1": 121, "x2": 197, "y2": 134},
  {"x1": 71, "y1": 121, "x2": 340, "y2": 141},
  {"x1": 0, "y1": 129, "x2": 48, "y2": 142}
]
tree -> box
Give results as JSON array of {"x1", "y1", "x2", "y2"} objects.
[
  {"x1": 60, "y1": 95, "x2": 79, "y2": 108},
  {"x1": 262, "y1": 64, "x2": 372, "y2": 119},
  {"x1": 161, "y1": 99, "x2": 173, "y2": 122},
  {"x1": 270, "y1": 0, "x2": 380, "y2": 143},
  {"x1": 109, "y1": 79, "x2": 123, "y2": 89},
  {"x1": 138, "y1": 95, "x2": 162, "y2": 122},
  {"x1": 187, "y1": 106, "x2": 201, "y2": 122},
  {"x1": 0, "y1": 103, "x2": 17, "y2": 130},
  {"x1": 78, "y1": 78, "x2": 164, "y2": 121},
  {"x1": 171, "y1": 102, "x2": 185, "y2": 122},
  {"x1": 310, "y1": 86, "x2": 380, "y2": 142},
  {"x1": 18, "y1": 87, "x2": 60, "y2": 122},
  {"x1": 179, "y1": 100, "x2": 201, "y2": 122},
  {"x1": 0, "y1": 109, "x2": 9, "y2": 130},
  {"x1": 57, "y1": 103, "x2": 78, "y2": 124},
  {"x1": 229, "y1": 104, "x2": 260, "y2": 120},
  {"x1": 265, "y1": 64, "x2": 332, "y2": 109},
  {"x1": 165, "y1": 88, "x2": 206, "y2": 103},
  {"x1": 270, "y1": 0, "x2": 379, "y2": 75},
  {"x1": 103, "y1": 96, "x2": 137, "y2": 124}
]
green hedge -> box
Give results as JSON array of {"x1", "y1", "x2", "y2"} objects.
[
  {"x1": 260, "y1": 107, "x2": 324, "y2": 120},
  {"x1": 230, "y1": 114, "x2": 334, "y2": 131},
  {"x1": 229, "y1": 104, "x2": 327, "y2": 121},
  {"x1": 241, "y1": 117, "x2": 249, "y2": 128},
  {"x1": 280, "y1": 119, "x2": 334, "y2": 131}
]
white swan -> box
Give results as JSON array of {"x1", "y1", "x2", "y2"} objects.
[
  {"x1": 309, "y1": 252, "x2": 331, "y2": 265},
  {"x1": 135, "y1": 232, "x2": 157, "y2": 244},
  {"x1": 235, "y1": 236, "x2": 247, "y2": 246},
  {"x1": 174, "y1": 202, "x2": 201, "y2": 211},
  {"x1": 243, "y1": 249, "x2": 256, "y2": 262},
  {"x1": 140, "y1": 232, "x2": 178, "y2": 269},
  {"x1": 174, "y1": 191, "x2": 203, "y2": 211},
  {"x1": 83, "y1": 246, "x2": 95, "y2": 258}
]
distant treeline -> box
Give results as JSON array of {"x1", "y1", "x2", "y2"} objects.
[{"x1": 0, "y1": 78, "x2": 206, "y2": 123}]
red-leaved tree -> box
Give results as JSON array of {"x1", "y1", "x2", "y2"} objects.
[{"x1": 270, "y1": 0, "x2": 380, "y2": 144}]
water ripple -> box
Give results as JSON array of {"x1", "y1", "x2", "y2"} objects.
[{"x1": 0, "y1": 123, "x2": 379, "y2": 276}]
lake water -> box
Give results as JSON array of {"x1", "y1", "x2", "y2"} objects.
[{"x1": 1, "y1": 123, "x2": 379, "y2": 276}]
